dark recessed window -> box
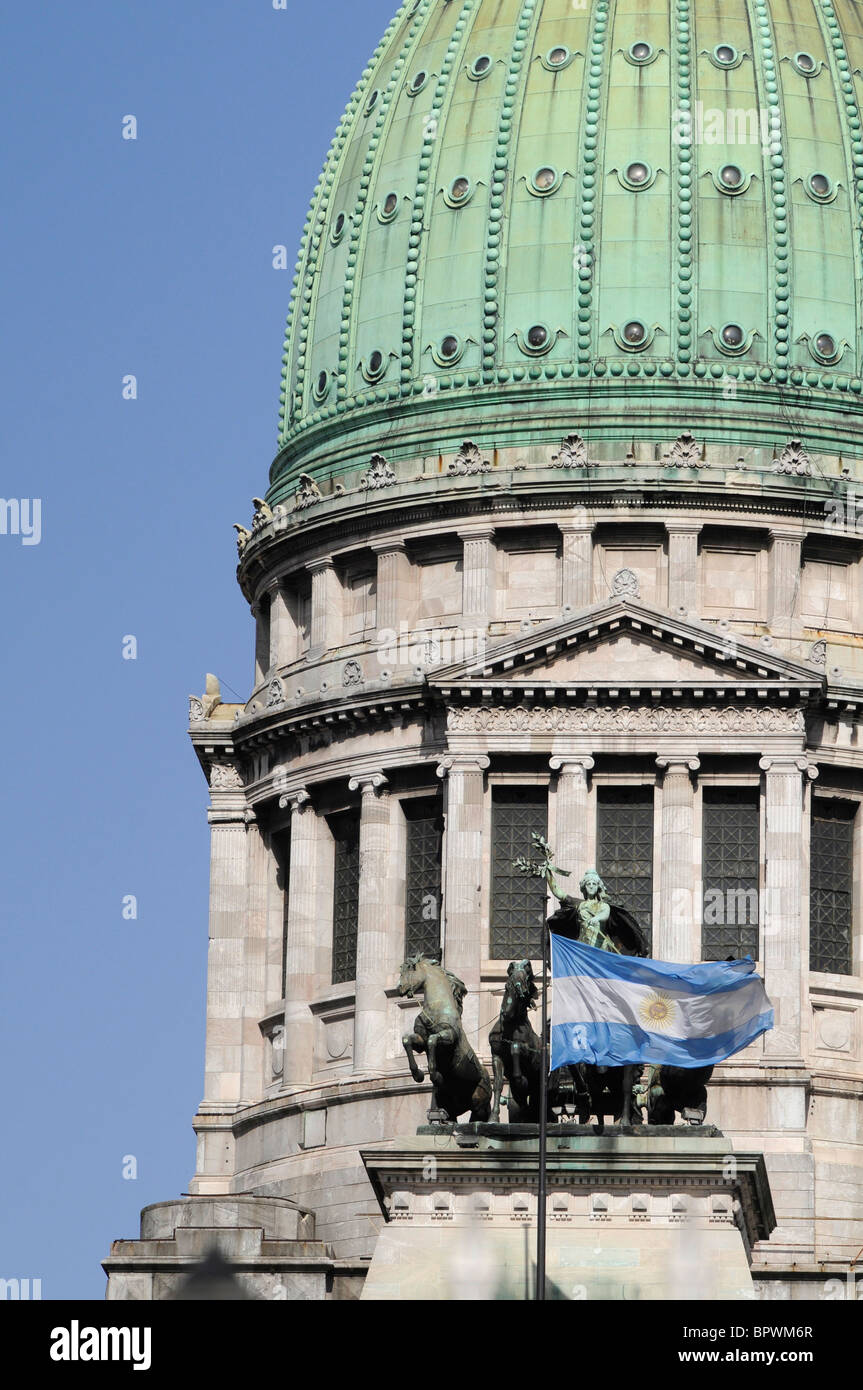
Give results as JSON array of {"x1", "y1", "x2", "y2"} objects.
[
  {"x1": 331, "y1": 812, "x2": 360, "y2": 984},
  {"x1": 440, "y1": 335, "x2": 460, "y2": 359},
  {"x1": 720, "y1": 163, "x2": 743, "y2": 189},
  {"x1": 626, "y1": 161, "x2": 649, "y2": 185},
  {"x1": 365, "y1": 90, "x2": 379, "y2": 114},
  {"x1": 383, "y1": 192, "x2": 398, "y2": 216},
  {"x1": 629, "y1": 41, "x2": 653, "y2": 63},
  {"x1": 701, "y1": 788, "x2": 759, "y2": 961},
  {"x1": 404, "y1": 800, "x2": 443, "y2": 959},
  {"x1": 332, "y1": 212, "x2": 347, "y2": 242},
  {"x1": 408, "y1": 70, "x2": 427, "y2": 94},
  {"x1": 721, "y1": 323, "x2": 745, "y2": 348},
  {"x1": 714, "y1": 44, "x2": 737, "y2": 65},
  {"x1": 527, "y1": 324, "x2": 549, "y2": 348},
  {"x1": 316, "y1": 370, "x2": 329, "y2": 397},
  {"x1": 451, "y1": 176, "x2": 470, "y2": 200},
  {"x1": 597, "y1": 787, "x2": 654, "y2": 953},
  {"x1": 470, "y1": 54, "x2": 492, "y2": 78},
  {"x1": 623, "y1": 320, "x2": 646, "y2": 345},
  {"x1": 490, "y1": 788, "x2": 548, "y2": 959},
  {"x1": 810, "y1": 799, "x2": 856, "y2": 975},
  {"x1": 815, "y1": 332, "x2": 837, "y2": 360},
  {"x1": 369, "y1": 350, "x2": 383, "y2": 373},
  {"x1": 795, "y1": 52, "x2": 816, "y2": 74},
  {"x1": 548, "y1": 46, "x2": 569, "y2": 66}
]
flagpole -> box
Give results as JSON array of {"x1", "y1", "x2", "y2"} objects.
[{"x1": 536, "y1": 914, "x2": 548, "y2": 1302}]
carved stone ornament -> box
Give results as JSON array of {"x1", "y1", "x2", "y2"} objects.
[
  {"x1": 809, "y1": 639, "x2": 827, "y2": 666},
  {"x1": 359, "y1": 453, "x2": 397, "y2": 490},
  {"x1": 266, "y1": 677, "x2": 285, "y2": 708},
  {"x1": 666, "y1": 431, "x2": 703, "y2": 468},
  {"x1": 447, "y1": 704, "x2": 807, "y2": 735},
  {"x1": 233, "y1": 524, "x2": 252, "y2": 555},
  {"x1": 189, "y1": 696, "x2": 205, "y2": 722},
  {"x1": 611, "y1": 567, "x2": 640, "y2": 599},
  {"x1": 772, "y1": 440, "x2": 812, "y2": 476},
  {"x1": 209, "y1": 762, "x2": 244, "y2": 790},
  {"x1": 343, "y1": 659, "x2": 364, "y2": 686},
  {"x1": 447, "y1": 441, "x2": 491, "y2": 476},
  {"x1": 551, "y1": 433, "x2": 588, "y2": 469},
  {"x1": 294, "y1": 473, "x2": 323, "y2": 510},
  {"x1": 251, "y1": 496, "x2": 273, "y2": 531}
]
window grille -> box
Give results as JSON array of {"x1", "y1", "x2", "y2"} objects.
[
  {"x1": 701, "y1": 787, "x2": 760, "y2": 960},
  {"x1": 331, "y1": 812, "x2": 360, "y2": 984},
  {"x1": 490, "y1": 787, "x2": 548, "y2": 959},
  {"x1": 404, "y1": 801, "x2": 443, "y2": 958},
  {"x1": 596, "y1": 786, "x2": 655, "y2": 952},
  {"x1": 810, "y1": 800, "x2": 855, "y2": 975}
]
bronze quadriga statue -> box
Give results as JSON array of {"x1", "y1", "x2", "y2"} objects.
[
  {"x1": 489, "y1": 960, "x2": 590, "y2": 1123},
  {"x1": 399, "y1": 951, "x2": 492, "y2": 1124}
]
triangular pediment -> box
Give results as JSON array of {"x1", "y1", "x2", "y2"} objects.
[{"x1": 430, "y1": 599, "x2": 825, "y2": 696}]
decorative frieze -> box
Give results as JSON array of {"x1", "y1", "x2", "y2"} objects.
[
  {"x1": 447, "y1": 705, "x2": 806, "y2": 735},
  {"x1": 772, "y1": 440, "x2": 811, "y2": 476},
  {"x1": 551, "y1": 434, "x2": 588, "y2": 469},
  {"x1": 665, "y1": 431, "x2": 704, "y2": 468}
]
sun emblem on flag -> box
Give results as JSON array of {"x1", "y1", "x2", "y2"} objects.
[{"x1": 638, "y1": 990, "x2": 677, "y2": 1031}]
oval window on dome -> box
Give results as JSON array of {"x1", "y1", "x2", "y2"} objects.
[
  {"x1": 530, "y1": 165, "x2": 561, "y2": 196},
  {"x1": 313, "y1": 369, "x2": 330, "y2": 401},
  {"x1": 542, "y1": 45, "x2": 573, "y2": 71},
  {"x1": 620, "y1": 160, "x2": 654, "y2": 190},
  {"x1": 331, "y1": 211, "x2": 347, "y2": 245},
  {"x1": 807, "y1": 171, "x2": 835, "y2": 202},
  {"x1": 445, "y1": 175, "x2": 473, "y2": 208},
  {"x1": 433, "y1": 334, "x2": 464, "y2": 366},
  {"x1": 378, "y1": 191, "x2": 400, "y2": 223},
  {"x1": 627, "y1": 40, "x2": 655, "y2": 65},
  {"x1": 711, "y1": 43, "x2": 739, "y2": 68},
  {"x1": 468, "y1": 54, "x2": 493, "y2": 80},
  {"x1": 811, "y1": 331, "x2": 840, "y2": 363},
  {"x1": 719, "y1": 164, "x2": 744, "y2": 190},
  {"x1": 720, "y1": 323, "x2": 745, "y2": 350},
  {"x1": 365, "y1": 90, "x2": 380, "y2": 115},
  {"x1": 623, "y1": 320, "x2": 647, "y2": 347},
  {"x1": 362, "y1": 350, "x2": 387, "y2": 382},
  {"x1": 407, "y1": 70, "x2": 428, "y2": 96},
  {"x1": 516, "y1": 323, "x2": 554, "y2": 356},
  {"x1": 793, "y1": 52, "x2": 818, "y2": 77}
]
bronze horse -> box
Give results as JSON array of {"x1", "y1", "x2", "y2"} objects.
[
  {"x1": 399, "y1": 951, "x2": 492, "y2": 1123},
  {"x1": 489, "y1": 960, "x2": 590, "y2": 1123},
  {"x1": 547, "y1": 893, "x2": 648, "y2": 1129}
]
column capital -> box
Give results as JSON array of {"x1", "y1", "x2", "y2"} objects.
[
  {"x1": 306, "y1": 556, "x2": 334, "y2": 575},
  {"x1": 768, "y1": 527, "x2": 803, "y2": 545},
  {"x1": 370, "y1": 538, "x2": 407, "y2": 556},
  {"x1": 656, "y1": 756, "x2": 700, "y2": 775},
  {"x1": 759, "y1": 756, "x2": 818, "y2": 780},
  {"x1": 549, "y1": 755, "x2": 595, "y2": 775},
  {"x1": 457, "y1": 527, "x2": 495, "y2": 543},
  {"x1": 436, "y1": 754, "x2": 490, "y2": 779},
  {"x1": 348, "y1": 770, "x2": 389, "y2": 795},
  {"x1": 559, "y1": 518, "x2": 594, "y2": 535},
  {"x1": 278, "y1": 787, "x2": 312, "y2": 813},
  {"x1": 664, "y1": 519, "x2": 702, "y2": 535}
]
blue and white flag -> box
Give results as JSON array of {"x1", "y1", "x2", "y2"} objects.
[{"x1": 550, "y1": 936, "x2": 773, "y2": 1070}]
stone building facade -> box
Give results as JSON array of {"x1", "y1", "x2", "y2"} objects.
[{"x1": 106, "y1": 0, "x2": 863, "y2": 1298}]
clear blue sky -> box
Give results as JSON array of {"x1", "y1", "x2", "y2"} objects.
[{"x1": 1, "y1": 0, "x2": 399, "y2": 1299}]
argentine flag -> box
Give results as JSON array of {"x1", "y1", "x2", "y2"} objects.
[{"x1": 550, "y1": 936, "x2": 773, "y2": 1070}]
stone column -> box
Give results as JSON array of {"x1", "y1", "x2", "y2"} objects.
[
  {"x1": 666, "y1": 522, "x2": 700, "y2": 615},
  {"x1": 438, "y1": 755, "x2": 489, "y2": 1043},
  {"x1": 308, "y1": 558, "x2": 342, "y2": 657},
  {"x1": 372, "y1": 540, "x2": 412, "y2": 637},
  {"x1": 459, "y1": 529, "x2": 495, "y2": 631},
  {"x1": 268, "y1": 580, "x2": 297, "y2": 670},
  {"x1": 280, "y1": 788, "x2": 320, "y2": 1086},
  {"x1": 768, "y1": 528, "x2": 803, "y2": 631},
  {"x1": 549, "y1": 756, "x2": 594, "y2": 878},
  {"x1": 349, "y1": 771, "x2": 393, "y2": 1074},
  {"x1": 203, "y1": 764, "x2": 252, "y2": 1108},
  {"x1": 252, "y1": 600, "x2": 270, "y2": 685},
  {"x1": 760, "y1": 757, "x2": 816, "y2": 1059},
  {"x1": 560, "y1": 521, "x2": 593, "y2": 611},
  {"x1": 655, "y1": 757, "x2": 701, "y2": 962}
]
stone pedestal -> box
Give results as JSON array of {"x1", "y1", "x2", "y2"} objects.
[
  {"x1": 359, "y1": 1127, "x2": 774, "y2": 1301},
  {"x1": 102, "y1": 1196, "x2": 365, "y2": 1301}
]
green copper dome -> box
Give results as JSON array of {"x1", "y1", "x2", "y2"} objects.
[{"x1": 271, "y1": 0, "x2": 863, "y2": 500}]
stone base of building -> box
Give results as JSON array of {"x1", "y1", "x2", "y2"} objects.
[
  {"x1": 359, "y1": 1126, "x2": 775, "y2": 1301},
  {"x1": 102, "y1": 1195, "x2": 366, "y2": 1301}
]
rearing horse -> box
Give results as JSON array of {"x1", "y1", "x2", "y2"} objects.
[
  {"x1": 489, "y1": 960, "x2": 591, "y2": 1123},
  {"x1": 399, "y1": 951, "x2": 492, "y2": 1123}
]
